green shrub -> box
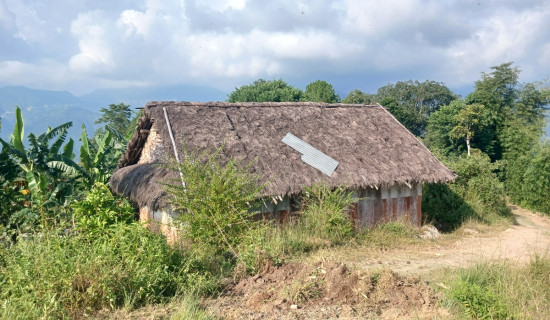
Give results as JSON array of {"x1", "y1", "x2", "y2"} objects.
[
  {"x1": 71, "y1": 182, "x2": 135, "y2": 236},
  {"x1": 299, "y1": 183, "x2": 356, "y2": 244},
  {"x1": 423, "y1": 152, "x2": 510, "y2": 230},
  {"x1": 164, "y1": 142, "x2": 265, "y2": 257},
  {"x1": 422, "y1": 183, "x2": 474, "y2": 231},
  {"x1": 0, "y1": 223, "x2": 187, "y2": 319}
]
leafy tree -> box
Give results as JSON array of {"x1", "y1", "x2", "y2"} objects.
[
  {"x1": 95, "y1": 103, "x2": 135, "y2": 137},
  {"x1": 450, "y1": 103, "x2": 487, "y2": 157},
  {"x1": 228, "y1": 79, "x2": 303, "y2": 102},
  {"x1": 424, "y1": 100, "x2": 466, "y2": 156},
  {"x1": 302, "y1": 80, "x2": 340, "y2": 103},
  {"x1": 465, "y1": 62, "x2": 521, "y2": 159},
  {"x1": 341, "y1": 89, "x2": 375, "y2": 104},
  {"x1": 375, "y1": 80, "x2": 457, "y2": 136}
]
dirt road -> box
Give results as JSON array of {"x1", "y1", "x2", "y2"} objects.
[{"x1": 341, "y1": 205, "x2": 550, "y2": 275}]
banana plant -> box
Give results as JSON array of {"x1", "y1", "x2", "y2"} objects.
[
  {"x1": 78, "y1": 124, "x2": 127, "y2": 187},
  {"x1": 0, "y1": 107, "x2": 82, "y2": 228}
]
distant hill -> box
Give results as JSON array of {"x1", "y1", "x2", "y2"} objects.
[
  {"x1": 0, "y1": 86, "x2": 99, "y2": 149},
  {"x1": 80, "y1": 85, "x2": 228, "y2": 108},
  {"x1": 0, "y1": 85, "x2": 229, "y2": 148}
]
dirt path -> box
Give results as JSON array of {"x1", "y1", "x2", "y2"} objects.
[
  {"x1": 207, "y1": 206, "x2": 550, "y2": 319},
  {"x1": 331, "y1": 205, "x2": 550, "y2": 276}
]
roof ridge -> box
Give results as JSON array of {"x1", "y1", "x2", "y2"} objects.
[{"x1": 145, "y1": 101, "x2": 380, "y2": 108}]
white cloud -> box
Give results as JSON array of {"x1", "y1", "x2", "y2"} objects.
[
  {"x1": 198, "y1": 0, "x2": 248, "y2": 12},
  {"x1": 69, "y1": 11, "x2": 115, "y2": 73},
  {"x1": 1, "y1": 0, "x2": 549, "y2": 95}
]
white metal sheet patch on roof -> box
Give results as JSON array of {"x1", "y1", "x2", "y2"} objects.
[{"x1": 282, "y1": 132, "x2": 339, "y2": 176}]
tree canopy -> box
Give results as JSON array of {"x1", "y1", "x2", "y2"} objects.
[
  {"x1": 95, "y1": 103, "x2": 135, "y2": 137},
  {"x1": 302, "y1": 80, "x2": 340, "y2": 103},
  {"x1": 341, "y1": 89, "x2": 374, "y2": 104},
  {"x1": 375, "y1": 80, "x2": 457, "y2": 136},
  {"x1": 227, "y1": 79, "x2": 303, "y2": 102}
]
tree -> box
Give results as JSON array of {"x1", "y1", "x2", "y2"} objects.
[
  {"x1": 302, "y1": 80, "x2": 340, "y2": 103},
  {"x1": 425, "y1": 100, "x2": 467, "y2": 156},
  {"x1": 465, "y1": 62, "x2": 549, "y2": 160},
  {"x1": 450, "y1": 103, "x2": 486, "y2": 156},
  {"x1": 341, "y1": 89, "x2": 375, "y2": 104},
  {"x1": 95, "y1": 103, "x2": 135, "y2": 137},
  {"x1": 375, "y1": 80, "x2": 457, "y2": 136},
  {"x1": 228, "y1": 79, "x2": 303, "y2": 102}
]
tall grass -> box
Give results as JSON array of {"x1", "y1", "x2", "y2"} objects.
[
  {"x1": 440, "y1": 255, "x2": 550, "y2": 319},
  {"x1": 0, "y1": 224, "x2": 191, "y2": 319}
]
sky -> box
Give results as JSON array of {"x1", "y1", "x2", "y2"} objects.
[{"x1": 0, "y1": 0, "x2": 549, "y2": 97}]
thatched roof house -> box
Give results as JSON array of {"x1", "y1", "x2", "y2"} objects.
[{"x1": 110, "y1": 101, "x2": 456, "y2": 239}]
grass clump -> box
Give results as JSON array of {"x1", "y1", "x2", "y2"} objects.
[
  {"x1": 0, "y1": 224, "x2": 188, "y2": 319},
  {"x1": 249, "y1": 184, "x2": 357, "y2": 265},
  {"x1": 439, "y1": 255, "x2": 550, "y2": 319}
]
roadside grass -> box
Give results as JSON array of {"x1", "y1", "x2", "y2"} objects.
[
  {"x1": 0, "y1": 223, "x2": 222, "y2": 319},
  {"x1": 434, "y1": 254, "x2": 550, "y2": 320}
]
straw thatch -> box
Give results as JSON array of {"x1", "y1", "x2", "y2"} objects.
[{"x1": 110, "y1": 101, "x2": 456, "y2": 210}]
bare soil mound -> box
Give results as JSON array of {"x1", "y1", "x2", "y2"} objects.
[{"x1": 208, "y1": 261, "x2": 447, "y2": 319}]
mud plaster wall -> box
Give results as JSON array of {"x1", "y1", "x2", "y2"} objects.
[{"x1": 138, "y1": 127, "x2": 164, "y2": 164}]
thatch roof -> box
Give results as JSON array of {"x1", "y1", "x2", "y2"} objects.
[{"x1": 110, "y1": 101, "x2": 456, "y2": 210}]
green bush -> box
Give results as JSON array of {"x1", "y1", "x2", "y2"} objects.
[
  {"x1": 299, "y1": 183, "x2": 355, "y2": 244},
  {"x1": 423, "y1": 152, "x2": 510, "y2": 230},
  {"x1": 164, "y1": 142, "x2": 265, "y2": 258},
  {"x1": 0, "y1": 223, "x2": 187, "y2": 319},
  {"x1": 422, "y1": 183, "x2": 474, "y2": 231},
  {"x1": 71, "y1": 182, "x2": 135, "y2": 236}
]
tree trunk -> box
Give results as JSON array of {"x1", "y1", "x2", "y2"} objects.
[{"x1": 466, "y1": 138, "x2": 471, "y2": 157}]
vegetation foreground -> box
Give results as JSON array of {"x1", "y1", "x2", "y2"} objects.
[{"x1": 1, "y1": 62, "x2": 549, "y2": 319}]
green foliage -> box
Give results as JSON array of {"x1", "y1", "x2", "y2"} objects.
[
  {"x1": 72, "y1": 183, "x2": 135, "y2": 236},
  {"x1": 227, "y1": 79, "x2": 303, "y2": 102},
  {"x1": 464, "y1": 62, "x2": 549, "y2": 161},
  {"x1": 164, "y1": 142, "x2": 265, "y2": 256},
  {"x1": 520, "y1": 143, "x2": 550, "y2": 213},
  {"x1": 449, "y1": 272, "x2": 510, "y2": 319},
  {"x1": 302, "y1": 80, "x2": 340, "y2": 103},
  {"x1": 423, "y1": 153, "x2": 510, "y2": 230},
  {"x1": 375, "y1": 80, "x2": 457, "y2": 136},
  {"x1": 299, "y1": 183, "x2": 355, "y2": 244},
  {"x1": 442, "y1": 256, "x2": 550, "y2": 319},
  {"x1": 0, "y1": 224, "x2": 187, "y2": 319},
  {"x1": 450, "y1": 103, "x2": 487, "y2": 156},
  {"x1": 79, "y1": 124, "x2": 126, "y2": 187},
  {"x1": 0, "y1": 107, "x2": 81, "y2": 232},
  {"x1": 94, "y1": 103, "x2": 135, "y2": 137},
  {"x1": 170, "y1": 295, "x2": 219, "y2": 320},
  {"x1": 341, "y1": 89, "x2": 375, "y2": 104},
  {"x1": 424, "y1": 100, "x2": 467, "y2": 156}
]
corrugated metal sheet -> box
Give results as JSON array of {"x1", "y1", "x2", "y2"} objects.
[{"x1": 282, "y1": 132, "x2": 339, "y2": 176}]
